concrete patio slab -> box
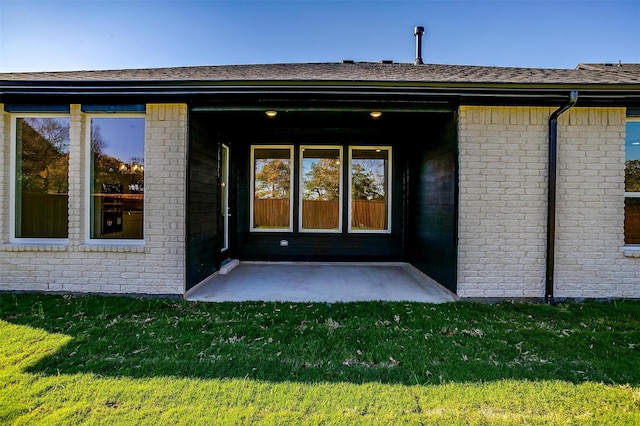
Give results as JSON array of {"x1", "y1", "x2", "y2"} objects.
[{"x1": 185, "y1": 262, "x2": 456, "y2": 303}]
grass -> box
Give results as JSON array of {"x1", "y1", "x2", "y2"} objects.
[{"x1": 1, "y1": 293, "x2": 639, "y2": 424}]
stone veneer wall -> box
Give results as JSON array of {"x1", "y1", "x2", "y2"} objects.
[
  {"x1": 0, "y1": 103, "x2": 187, "y2": 295},
  {"x1": 458, "y1": 106, "x2": 639, "y2": 299}
]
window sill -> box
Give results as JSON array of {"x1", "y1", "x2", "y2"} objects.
[
  {"x1": 79, "y1": 243, "x2": 145, "y2": 253},
  {"x1": 1, "y1": 243, "x2": 68, "y2": 252},
  {"x1": 624, "y1": 246, "x2": 640, "y2": 258}
]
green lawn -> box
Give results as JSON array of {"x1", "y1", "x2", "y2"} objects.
[{"x1": 1, "y1": 293, "x2": 639, "y2": 425}]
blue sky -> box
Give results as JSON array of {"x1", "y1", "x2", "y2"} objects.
[{"x1": 0, "y1": 0, "x2": 638, "y2": 73}]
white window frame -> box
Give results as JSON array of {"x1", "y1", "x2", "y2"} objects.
[
  {"x1": 299, "y1": 145, "x2": 343, "y2": 233},
  {"x1": 625, "y1": 117, "x2": 640, "y2": 249},
  {"x1": 250, "y1": 145, "x2": 294, "y2": 233},
  {"x1": 221, "y1": 144, "x2": 230, "y2": 251},
  {"x1": 85, "y1": 114, "x2": 146, "y2": 245},
  {"x1": 10, "y1": 113, "x2": 70, "y2": 244},
  {"x1": 348, "y1": 146, "x2": 392, "y2": 234}
]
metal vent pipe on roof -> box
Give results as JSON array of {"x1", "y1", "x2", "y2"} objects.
[{"x1": 414, "y1": 26, "x2": 425, "y2": 65}]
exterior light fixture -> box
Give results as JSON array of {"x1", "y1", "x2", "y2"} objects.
[
  {"x1": 632, "y1": 141, "x2": 640, "y2": 146},
  {"x1": 265, "y1": 110, "x2": 277, "y2": 118},
  {"x1": 370, "y1": 111, "x2": 382, "y2": 119}
]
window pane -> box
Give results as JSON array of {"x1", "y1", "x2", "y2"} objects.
[
  {"x1": 253, "y1": 148, "x2": 291, "y2": 230},
  {"x1": 15, "y1": 117, "x2": 69, "y2": 238},
  {"x1": 350, "y1": 148, "x2": 390, "y2": 231},
  {"x1": 90, "y1": 117, "x2": 145, "y2": 239},
  {"x1": 301, "y1": 147, "x2": 341, "y2": 231},
  {"x1": 625, "y1": 120, "x2": 640, "y2": 244}
]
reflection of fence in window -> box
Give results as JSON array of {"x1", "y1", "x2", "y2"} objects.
[
  {"x1": 253, "y1": 199, "x2": 290, "y2": 228},
  {"x1": 625, "y1": 198, "x2": 640, "y2": 244},
  {"x1": 351, "y1": 200, "x2": 386, "y2": 230},
  {"x1": 19, "y1": 193, "x2": 68, "y2": 238},
  {"x1": 302, "y1": 200, "x2": 339, "y2": 230}
]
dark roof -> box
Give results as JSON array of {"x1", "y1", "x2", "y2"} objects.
[
  {"x1": 2, "y1": 62, "x2": 640, "y2": 108},
  {"x1": 576, "y1": 63, "x2": 640, "y2": 73},
  {"x1": 2, "y1": 62, "x2": 640, "y2": 85}
]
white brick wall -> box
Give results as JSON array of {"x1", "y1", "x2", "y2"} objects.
[
  {"x1": 0, "y1": 103, "x2": 188, "y2": 295},
  {"x1": 3, "y1": 101, "x2": 638, "y2": 299},
  {"x1": 458, "y1": 106, "x2": 639, "y2": 299}
]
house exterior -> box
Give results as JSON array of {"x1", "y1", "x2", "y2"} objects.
[{"x1": 1, "y1": 61, "x2": 639, "y2": 300}]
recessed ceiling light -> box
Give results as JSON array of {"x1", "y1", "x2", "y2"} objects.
[
  {"x1": 265, "y1": 110, "x2": 277, "y2": 118},
  {"x1": 370, "y1": 111, "x2": 382, "y2": 119}
]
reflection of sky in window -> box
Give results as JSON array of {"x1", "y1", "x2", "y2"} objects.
[
  {"x1": 626, "y1": 121, "x2": 640, "y2": 161},
  {"x1": 92, "y1": 118, "x2": 144, "y2": 163}
]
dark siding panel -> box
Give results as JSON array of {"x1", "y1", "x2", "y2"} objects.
[
  {"x1": 407, "y1": 114, "x2": 458, "y2": 293},
  {"x1": 186, "y1": 114, "x2": 220, "y2": 291},
  {"x1": 233, "y1": 137, "x2": 404, "y2": 261}
]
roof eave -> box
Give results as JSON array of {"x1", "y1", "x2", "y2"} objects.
[{"x1": 1, "y1": 80, "x2": 640, "y2": 106}]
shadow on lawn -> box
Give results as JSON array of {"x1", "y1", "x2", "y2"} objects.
[{"x1": 3, "y1": 293, "x2": 640, "y2": 386}]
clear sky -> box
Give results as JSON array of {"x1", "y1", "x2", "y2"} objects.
[{"x1": 0, "y1": 0, "x2": 638, "y2": 73}]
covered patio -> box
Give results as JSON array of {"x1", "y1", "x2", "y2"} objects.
[{"x1": 185, "y1": 262, "x2": 456, "y2": 303}]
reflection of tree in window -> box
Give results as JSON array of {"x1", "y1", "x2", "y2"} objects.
[
  {"x1": 301, "y1": 148, "x2": 341, "y2": 231},
  {"x1": 303, "y1": 158, "x2": 340, "y2": 200},
  {"x1": 90, "y1": 117, "x2": 145, "y2": 239},
  {"x1": 255, "y1": 159, "x2": 290, "y2": 199},
  {"x1": 91, "y1": 123, "x2": 144, "y2": 194},
  {"x1": 625, "y1": 121, "x2": 640, "y2": 244},
  {"x1": 253, "y1": 148, "x2": 292, "y2": 230},
  {"x1": 16, "y1": 118, "x2": 70, "y2": 238},
  {"x1": 18, "y1": 118, "x2": 69, "y2": 195},
  {"x1": 626, "y1": 160, "x2": 640, "y2": 192},
  {"x1": 352, "y1": 160, "x2": 385, "y2": 201},
  {"x1": 351, "y1": 149, "x2": 389, "y2": 231}
]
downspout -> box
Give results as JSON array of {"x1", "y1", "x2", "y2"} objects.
[{"x1": 546, "y1": 91, "x2": 578, "y2": 304}]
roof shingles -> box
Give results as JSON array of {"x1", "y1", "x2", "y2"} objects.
[{"x1": 2, "y1": 62, "x2": 640, "y2": 85}]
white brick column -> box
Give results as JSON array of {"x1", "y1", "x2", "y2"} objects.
[
  {"x1": 142, "y1": 104, "x2": 188, "y2": 293},
  {"x1": 67, "y1": 104, "x2": 85, "y2": 248},
  {"x1": 458, "y1": 106, "x2": 552, "y2": 298}
]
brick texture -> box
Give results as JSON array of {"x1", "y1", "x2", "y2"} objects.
[
  {"x1": 458, "y1": 106, "x2": 638, "y2": 299},
  {"x1": 0, "y1": 103, "x2": 188, "y2": 295}
]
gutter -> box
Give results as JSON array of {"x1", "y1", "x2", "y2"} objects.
[{"x1": 545, "y1": 91, "x2": 578, "y2": 304}]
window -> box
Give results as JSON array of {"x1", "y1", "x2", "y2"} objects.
[
  {"x1": 300, "y1": 146, "x2": 342, "y2": 232},
  {"x1": 625, "y1": 119, "x2": 640, "y2": 245},
  {"x1": 349, "y1": 147, "x2": 392, "y2": 233},
  {"x1": 88, "y1": 116, "x2": 145, "y2": 240},
  {"x1": 13, "y1": 116, "x2": 70, "y2": 240},
  {"x1": 249, "y1": 144, "x2": 392, "y2": 235},
  {"x1": 251, "y1": 146, "x2": 293, "y2": 231}
]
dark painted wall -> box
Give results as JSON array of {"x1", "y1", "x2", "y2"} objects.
[
  {"x1": 186, "y1": 113, "x2": 220, "y2": 290},
  {"x1": 186, "y1": 109, "x2": 458, "y2": 292},
  {"x1": 407, "y1": 114, "x2": 458, "y2": 293},
  {"x1": 230, "y1": 113, "x2": 405, "y2": 261}
]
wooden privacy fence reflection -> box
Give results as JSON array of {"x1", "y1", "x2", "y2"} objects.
[
  {"x1": 302, "y1": 200, "x2": 339, "y2": 229},
  {"x1": 625, "y1": 201, "x2": 640, "y2": 244},
  {"x1": 351, "y1": 200, "x2": 386, "y2": 230},
  {"x1": 254, "y1": 198, "x2": 290, "y2": 228},
  {"x1": 19, "y1": 193, "x2": 68, "y2": 238},
  {"x1": 254, "y1": 198, "x2": 386, "y2": 230}
]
